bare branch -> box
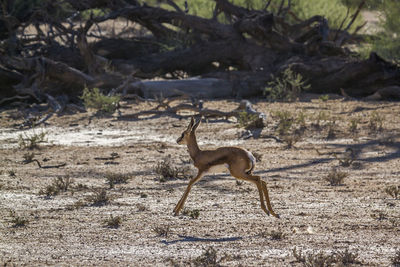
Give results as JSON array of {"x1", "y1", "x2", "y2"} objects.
[
  {"x1": 277, "y1": 0, "x2": 285, "y2": 16},
  {"x1": 343, "y1": 0, "x2": 366, "y2": 32},
  {"x1": 264, "y1": 0, "x2": 273, "y2": 11},
  {"x1": 163, "y1": 0, "x2": 184, "y2": 13},
  {"x1": 334, "y1": 6, "x2": 350, "y2": 42}
]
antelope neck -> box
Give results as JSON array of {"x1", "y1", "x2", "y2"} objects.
[{"x1": 187, "y1": 133, "x2": 200, "y2": 160}]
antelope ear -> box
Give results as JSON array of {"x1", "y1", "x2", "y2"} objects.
[
  {"x1": 191, "y1": 117, "x2": 201, "y2": 132},
  {"x1": 187, "y1": 116, "x2": 195, "y2": 131}
]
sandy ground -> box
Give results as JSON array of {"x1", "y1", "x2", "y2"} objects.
[{"x1": 0, "y1": 96, "x2": 399, "y2": 266}]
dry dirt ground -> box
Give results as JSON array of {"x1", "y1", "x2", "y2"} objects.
[{"x1": 0, "y1": 96, "x2": 399, "y2": 266}]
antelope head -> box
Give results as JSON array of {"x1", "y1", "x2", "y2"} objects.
[{"x1": 176, "y1": 117, "x2": 201, "y2": 145}]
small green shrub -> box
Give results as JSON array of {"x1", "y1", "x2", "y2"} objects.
[
  {"x1": 269, "y1": 230, "x2": 284, "y2": 240},
  {"x1": 335, "y1": 249, "x2": 360, "y2": 266},
  {"x1": 154, "y1": 156, "x2": 191, "y2": 181},
  {"x1": 105, "y1": 172, "x2": 130, "y2": 188},
  {"x1": 18, "y1": 130, "x2": 47, "y2": 149},
  {"x1": 261, "y1": 230, "x2": 284, "y2": 240},
  {"x1": 103, "y1": 215, "x2": 122, "y2": 228},
  {"x1": 87, "y1": 189, "x2": 109, "y2": 206},
  {"x1": 293, "y1": 247, "x2": 360, "y2": 266},
  {"x1": 385, "y1": 185, "x2": 400, "y2": 199},
  {"x1": 182, "y1": 208, "x2": 200, "y2": 219},
  {"x1": 334, "y1": 148, "x2": 357, "y2": 167},
  {"x1": 325, "y1": 169, "x2": 348, "y2": 186},
  {"x1": 163, "y1": 0, "x2": 364, "y2": 32},
  {"x1": 80, "y1": 87, "x2": 120, "y2": 114},
  {"x1": 371, "y1": 210, "x2": 388, "y2": 221},
  {"x1": 192, "y1": 247, "x2": 219, "y2": 267},
  {"x1": 136, "y1": 203, "x2": 148, "y2": 211},
  {"x1": 296, "y1": 111, "x2": 307, "y2": 129},
  {"x1": 348, "y1": 117, "x2": 361, "y2": 134},
  {"x1": 66, "y1": 200, "x2": 86, "y2": 210},
  {"x1": 22, "y1": 152, "x2": 35, "y2": 163},
  {"x1": 368, "y1": 111, "x2": 384, "y2": 133},
  {"x1": 265, "y1": 67, "x2": 310, "y2": 102},
  {"x1": 273, "y1": 110, "x2": 304, "y2": 148},
  {"x1": 392, "y1": 250, "x2": 400, "y2": 267},
  {"x1": 292, "y1": 247, "x2": 335, "y2": 266},
  {"x1": 319, "y1": 94, "x2": 330, "y2": 102},
  {"x1": 153, "y1": 225, "x2": 170, "y2": 237},
  {"x1": 326, "y1": 119, "x2": 337, "y2": 140},
  {"x1": 39, "y1": 176, "x2": 73, "y2": 197},
  {"x1": 7, "y1": 170, "x2": 16, "y2": 177},
  {"x1": 237, "y1": 111, "x2": 264, "y2": 129},
  {"x1": 274, "y1": 110, "x2": 294, "y2": 136},
  {"x1": 252, "y1": 151, "x2": 262, "y2": 162},
  {"x1": 313, "y1": 111, "x2": 330, "y2": 129},
  {"x1": 370, "y1": 1, "x2": 400, "y2": 64},
  {"x1": 9, "y1": 211, "x2": 28, "y2": 228},
  {"x1": 292, "y1": 0, "x2": 364, "y2": 31}
]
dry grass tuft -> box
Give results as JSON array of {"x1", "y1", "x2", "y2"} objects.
[
  {"x1": 103, "y1": 215, "x2": 122, "y2": 228},
  {"x1": 385, "y1": 185, "x2": 400, "y2": 199},
  {"x1": 87, "y1": 189, "x2": 109, "y2": 206},
  {"x1": 325, "y1": 169, "x2": 348, "y2": 186},
  {"x1": 105, "y1": 172, "x2": 130, "y2": 188}
]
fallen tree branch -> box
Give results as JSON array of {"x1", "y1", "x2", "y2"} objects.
[
  {"x1": 26, "y1": 159, "x2": 66, "y2": 169},
  {"x1": 118, "y1": 99, "x2": 265, "y2": 121}
]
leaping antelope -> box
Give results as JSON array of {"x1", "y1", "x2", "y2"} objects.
[{"x1": 174, "y1": 117, "x2": 279, "y2": 218}]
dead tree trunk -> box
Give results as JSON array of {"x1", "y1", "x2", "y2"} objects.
[{"x1": 1, "y1": 0, "x2": 399, "y2": 107}]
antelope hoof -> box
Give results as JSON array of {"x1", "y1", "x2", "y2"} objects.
[{"x1": 272, "y1": 213, "x2": 280, "y2": 219}]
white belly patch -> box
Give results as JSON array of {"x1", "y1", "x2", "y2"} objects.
[
  {"x1": 246, "y1": 150, "x2": 256, "y2": 172},
  {"x1": 207, "y1": 164, "x2": 229, "y2": 174}
]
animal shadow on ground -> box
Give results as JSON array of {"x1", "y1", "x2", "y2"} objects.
[{"x1": 161, "y1": 235, "x2": 242, "y2": 245}]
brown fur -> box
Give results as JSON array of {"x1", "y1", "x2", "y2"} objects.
[{"x1": 174, "y1": 117, "x2": 279, "y2": 218}]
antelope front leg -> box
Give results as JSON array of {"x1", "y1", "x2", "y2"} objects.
[{"x1": 173, "y1": 171, "x2": 204, "y2": 216}]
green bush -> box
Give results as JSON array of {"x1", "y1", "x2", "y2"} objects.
[
  {"x1": 237, "y1": 111, "x2": 262, "y2": 129},
  {"x1": 18, "y1": 130, "x2": 47, "y2": 149},
  {"x1": 151, "y1": 0, "x2": 363, "y2": 31},
  {"x1": 80, "y1": 87, "x2": 120, "y2": 114},
  {"x1": 291, "y1": 0, "x2": 364, "y2": 30},
  {"x1": 371, "y1": 1, "x2": 400, "y2": 63},
  {"x1": 265, "y1": 67, "x2": 310, "y2": 102}
]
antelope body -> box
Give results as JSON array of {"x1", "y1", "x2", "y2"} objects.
[{"x1": 174, "y1": 117, "x2": 279, "y2": 218}]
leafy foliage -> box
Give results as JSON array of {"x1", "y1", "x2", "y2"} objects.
[
  {"x1": 292, "y1": 247, "x2": 360, "y2": 266},
  {"x1": 105, "y1": 172, "x2": 130, "y2": 189},
  {"x1": 368, "y1": 111, "x2": 384, "y2": 133},
  {"x1": 158, "y1": 0, "x2": 364, "y2": 32},
  {"x1": 86, "y1": 189, "x2": 109, "y2": 206},
  {"x1": 154, "y1": 156, "x2": 191, "y2": 181},
  {"x1": 153, "y1": 225, "x2": 171, "y2": 237},
  {"x1": 237, "y1": 111, "x2": 263, "y2": 129},
  {"x1": 192, "y1": 247, "x2": 219, "y2": 267},
  {"x1": 265, "y1": 67, "x2": 310, "y2": 102},
  {"x1": 18, "y1": 130, "x2": 47, "y2": 149},
  {"x1": 369, "y1": 1, "x2": 400, "y2": 63},
  {"x1": 39, "y1": 176, "x2": 73, "y2": 197},
  {"x1": 103, "y1": 215, "x2": 122, "y2": 228},
  {"x1": 292, "y1": 0, "x2": 364, "y2": 31},
  {"x1": 273, "y1": 110, "x2": 305, "y2": 148},
  {"x1": 9, "y1": 211, "x2": 29, "y2": 228},
  {"x1": 385, "y1": 185, "x2": 400, "y2": 199},
  {"x1": 325, "y1": 169, "x2": 348, "y2": 186},
  {"x1": 392, "y1": 249, "x2": 400, "y2": 267},
  {"x1": 182, "y1": 208, "x2": 200, "y2": 219},
  {"x1": 80, "y1": 87, "x2": 120, "y2": 114}
]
